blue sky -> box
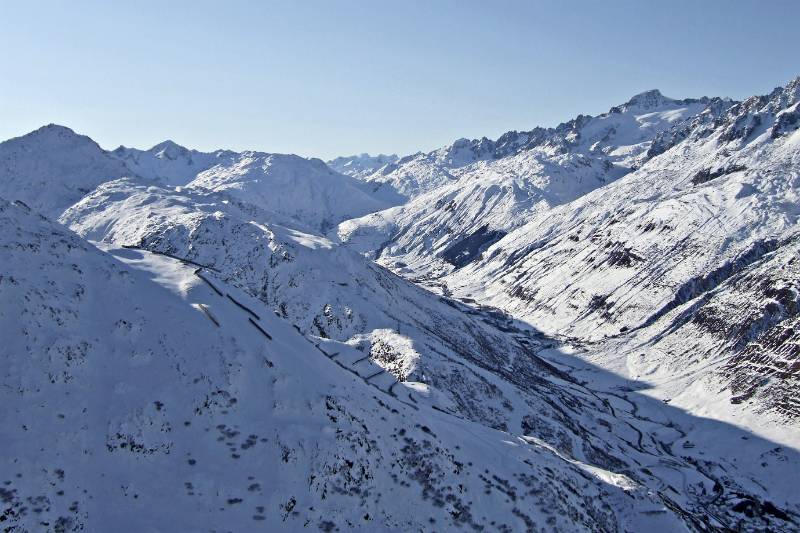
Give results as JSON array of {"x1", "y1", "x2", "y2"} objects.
[{"x1": 1, "y1": 0, "x2": 798, "y2": 159}]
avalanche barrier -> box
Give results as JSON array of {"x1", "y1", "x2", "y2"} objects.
[
  {"x1": 248, "y1": 317, "x2": 273, "y2": 340},
  {"x1": 195, "y1": 270, "x2": 224, "y2": 296},
  {"x1": 226, "y1": 294, "x2": 260, "y2": 320}
]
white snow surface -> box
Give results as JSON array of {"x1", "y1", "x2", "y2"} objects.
[{"x1": 187, "y1": 152, "x2": 398, "y2": 232}]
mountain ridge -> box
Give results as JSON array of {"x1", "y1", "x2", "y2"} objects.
[{"x1": 337, "y1": 85, "x2": 731, "y2": 278}]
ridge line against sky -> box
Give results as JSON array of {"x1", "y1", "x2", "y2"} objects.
[{"x1": 1, "y1": 0, "x2": 798, "y2": 160}]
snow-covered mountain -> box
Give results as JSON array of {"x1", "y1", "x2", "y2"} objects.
[
  {"x1": 6, "y1": 147, "x2": 799, "y2": 532},
  {"x1": 113, "y1": 141, "x2": 401, "y2": 232},
  {"x1": 186, "y1": 152, "x2": 397, "y2": 233},
  {"x1": 444, "y1": 77, "x2": 800, "y2": 431},
  {"x1": 2, "y1": 76, "x2": 800, "y2": 531},
  {"x1": 337, "y1": 90, "x2": 727, "y2": 277},
  {"x1": 6, "y1": 197, "x2": 699, "y2": 531},
  {"x1": 341, "y1": 90, "x2": 723, "y2": 200},
  {"x1": 0, "y1": 128, "x2": 398, "y2": 234},
  {"x1": 327, "y1": 153, "x2": 399, "y2": 179},
  {"x1": 111, "y1": 140, "x2": 237, "y2": 185},
  {"x1": 0, "y1": 125, "x2": 131, "y2": 218},
  {"x1": 64, "y1": 176, "x2": 636, "y2": 437}
]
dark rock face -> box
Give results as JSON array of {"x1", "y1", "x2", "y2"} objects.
[
  {"x1": 605, "y1": 245, "x2": 643, "y2": 268},
  {"x1": 647, "y1": 97, "x2": 735, "y2": 158},
  {"x1": 727, "y1": 316, "x2": 799, "y2": 416},
  {"x1": 771, "y1": 105, "x2": 800, "y2": 138},
  {"x1": 440, "y1": 225, "x2": 507, "y2": 268},
  {"x1": 644, "y1": 235, "x2": 800, "y2": 419},
  {"x1": 691, "y1": 164, "x2": 747, "y2": 186},
  {"x1": 710, "y1": 241, "x2": 800, "y2": 419}
]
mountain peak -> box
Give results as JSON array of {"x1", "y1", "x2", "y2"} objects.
[
  {"x1": 778, "y1": 75, "x2": 800, "y2": 103},
  {"x1": 149, "y1": 139, "x2": 191, "y2": 160},
  {"x1": 629, "y1": 88, "x2": 664, "y2": 99},
  {"x1": 150, "y1": 139, "x2": 187, "y2": 152},
  {"x1": 0, "y1": 124, "x2": 130, "y2": 217},
  {"x1": 617, "y1": 89, "x2": 674, "y2": 111},
  {"x1": 36, "y1": 123, "x2": 79, "y2": 135},
  {"x1": 21, "y1": 123, "x2": 83, "y2": 142},
  {"x1": 7, "y1": 124, "x2": 104, "y2": 154}
]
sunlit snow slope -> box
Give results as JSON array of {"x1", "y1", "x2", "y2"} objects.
[{"x1": 1, "y1": 198, "x2": 693, "y2": 531}]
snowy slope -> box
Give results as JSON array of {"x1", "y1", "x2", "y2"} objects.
[
  {"x1": 186, "y1": 152, "x2": 399, "y2": 232},
  {"x1": 110, "y1": 140, "x2": 237, "y2": 185},
  {"x1": 445, "y1": 77, "x2": 800, "y2": 428},
  {"x1": 112, "y1": 140, "x2": 401, "y2": 230},
  {"x1": 327, "y1": 153, "x2": 406, "y2": 205},
  {"x1": 59, "y1": 173, "x2": 800, "y2": 531},
  {"x1": 1, "y1": 196, "x2": 701, "y2": 532},
  {"x1": 338, "y1": 91, "x2": 723, "y2": 277},
  {"x1": 0, "y1": 125, "x2": 131, "y2": 218},
  {"x1": 63, "y1": 176, "x2": 605, "y2": 432}
]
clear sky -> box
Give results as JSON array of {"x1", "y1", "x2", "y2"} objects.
[{"x1": 1, "y1": 1, "x2": 798, "y2": 159}]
